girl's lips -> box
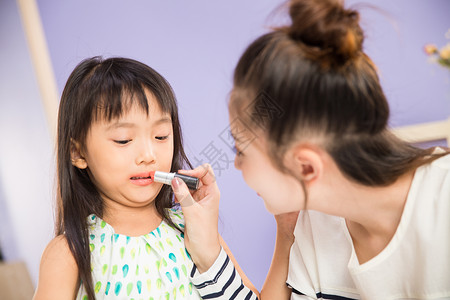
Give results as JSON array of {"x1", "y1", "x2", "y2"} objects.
[
  {"x1": 130, "y1": 172, "x2": 154, "y2": 186},
  {"x1": 130, "y1": 178, "x2": 154, "y2": 186}
]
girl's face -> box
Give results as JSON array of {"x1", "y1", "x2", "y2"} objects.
[
  {"x1": 230, "y1": 116, "x2": 305, "y2": 215},
  {"x1": 74, "y1": 91, "x2": 174, "y2": 209}
]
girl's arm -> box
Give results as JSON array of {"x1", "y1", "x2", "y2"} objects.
[
  {"x1": 260, "y1": 212, "x2": 299, "y2": 300},
  {"x1": 33, "y1": 235, "x2": 79, "y2": 300}
]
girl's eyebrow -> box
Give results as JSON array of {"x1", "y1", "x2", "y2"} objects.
[
  {"x1": 154, "y1": 117, "x2": 172, "y2": 125},
  {"x1": 106, "y1": 122, "x2": 135, "y2": 131},
  {"x1": 106, "y1": 117, "x2": 172, "y2": 131}
]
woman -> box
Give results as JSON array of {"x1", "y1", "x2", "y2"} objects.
[{"x1": 176, "y1": 0, "x2": 450, "y2": 299}]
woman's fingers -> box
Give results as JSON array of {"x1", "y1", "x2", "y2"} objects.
[
  {"x1": 172, "y1": 177, "x2": 195, "y2": 208},
  {"x1": 170, "y1": 171, "x2": 221, "y2": 272},
  {"x1": 178, "y1": 163, "x2": 217, "y2": 186}
]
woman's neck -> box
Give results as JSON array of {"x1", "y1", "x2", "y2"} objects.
[{"x1": 309, "y1": 157, "x2": 415, "y2": 263}]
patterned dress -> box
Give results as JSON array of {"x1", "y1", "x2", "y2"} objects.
[{"x1": 76, "y1": 208, "x2": 202, "y2": 300}]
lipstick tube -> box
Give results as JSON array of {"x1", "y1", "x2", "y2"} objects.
[{"x1": 153, "y1": 171, "x2": 199, "y2": 190}]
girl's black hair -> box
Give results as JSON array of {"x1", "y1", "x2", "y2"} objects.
[{"x1": 56, "y1": 56, "x2": 191, "y2": 300}]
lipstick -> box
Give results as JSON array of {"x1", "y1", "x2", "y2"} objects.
[{"x1": 150, "y1": 171, "x2": 199, "y2": 190}]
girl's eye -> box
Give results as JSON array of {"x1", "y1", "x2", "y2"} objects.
[
  {"x1": 155, "y1": 135, "x2": 169, "y2": 141},
  {"x1": 114, "y1": 140, "x2": 131, "y2": 145}
]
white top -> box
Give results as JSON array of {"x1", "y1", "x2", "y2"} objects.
[
  {"x1": 76, "y1": 208, "x2": 202, "y2": 300},
  {"x1": 287, "y1": 153, "x2": 450, "y2": 300}
]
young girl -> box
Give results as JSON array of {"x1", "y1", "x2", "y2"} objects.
[
  {"x1": 172, "y1": 0, "x2": 450, "y2": 299},
  {"x1": 33, "y1": 57, "x2": 258, "y2": 300}
]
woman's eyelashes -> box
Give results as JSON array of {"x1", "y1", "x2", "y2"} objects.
[{"x1": 233, "y1": 145, "x2": 243, "y2": 156}]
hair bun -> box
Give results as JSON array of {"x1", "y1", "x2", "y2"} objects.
[{"x1": 287, "y1": 0, "x2": 363, "y2": 64}]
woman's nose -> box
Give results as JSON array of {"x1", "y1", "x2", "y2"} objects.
[{"x1": 234, "y1": 155, "x2": 241, "y2": 170}]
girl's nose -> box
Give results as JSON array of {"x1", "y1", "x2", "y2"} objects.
[{"x1": 136, "y1": 141, "x2": 156, "y2": 165}]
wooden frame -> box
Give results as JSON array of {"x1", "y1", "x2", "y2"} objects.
[
  {"x1": 391, "y1": 118, "x2": 450, "y2": 145},
  {"x1": 16, "y1": 0, "x2": 59, "y2": 141}
]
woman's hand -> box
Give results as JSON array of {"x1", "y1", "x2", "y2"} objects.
[
  {"x1": 171, "y1": 163, "x2": 221, "y2": 273},
  {"x1": 260, "y1": 211, "x2": 299, "y2": 300},
  {"x1": 274, "y1": 211, "x2": 300, "y2": 242}
]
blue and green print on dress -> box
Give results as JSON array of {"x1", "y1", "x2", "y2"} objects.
[{"x1": 76, "y1": 208, "x2": 201, "y2": 299}]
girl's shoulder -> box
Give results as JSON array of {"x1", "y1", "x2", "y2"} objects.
[
  {"x1": 41, "y1": 235, "x2": 76, "y2": 267},
  {"x1": 35, "y1": 235, "x2": 79, "y2": 298}
]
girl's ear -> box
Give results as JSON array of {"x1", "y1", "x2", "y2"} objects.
[
  {"x1": 285, "y1": 143, "x2": 323, "y2": 183},
  {"x1": 70, "y1": 139, "x2": 88, "y2": 169}
]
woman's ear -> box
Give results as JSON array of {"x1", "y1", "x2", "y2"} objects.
[
  {"x1": 70, "y1": 139, "x2": 88, "y2": 169},
  {"x1": 286, "y1": 144, "x2": 323, "y2": 183}
]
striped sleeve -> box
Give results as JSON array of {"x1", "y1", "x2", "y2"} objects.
[{"x1": 190, "y1": 247, "x2": 259, "y2": 300}]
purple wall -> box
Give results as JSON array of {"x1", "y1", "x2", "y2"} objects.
[{"x1": 35, "y1": 0, "x2": 450, "y2": 289}]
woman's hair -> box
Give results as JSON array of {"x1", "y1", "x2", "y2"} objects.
[
  {"x1": 230, "y1": 0, "x2": 447, "y2": 186},
  {"x1": 56, "y1": 56, "x2": 191, "y2": 300}
]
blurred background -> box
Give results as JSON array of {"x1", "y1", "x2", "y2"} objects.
[{"x1": 1, "y1": 0, "x2": 449, "y2": 292}]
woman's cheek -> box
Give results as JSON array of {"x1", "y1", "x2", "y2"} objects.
[
  {"x1": 240, "y1": 169, "x2": 253, "y2": 190},
  {"x1": 267, "y1": 176, "x2": 305, "y2": 213}
]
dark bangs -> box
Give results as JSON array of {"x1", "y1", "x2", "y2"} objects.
[{"x1": 72, "y1": 57, "x2": 178, "y2": 147}]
